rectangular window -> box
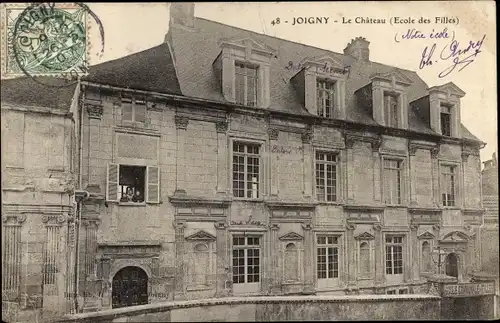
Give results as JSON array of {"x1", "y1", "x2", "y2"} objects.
[
  {"x1": 385, "y1": 236, "x2": 404, "y2": 275},
  {"x1": 232, "y1": 142, "x2": 260, "y2": 199},
  {"x1": 235, "y1": 63, "x2": 258, "y2": 106},
  {"x1": 106, "y1": 164, "x2": 160, "y2": 203},
  {"x1": 383, "y1": 159, "x2": 403, "y2": 205},
  {"x1": 122, "y1": 97, "x2": 146, "y2": 123},
  {"x1": 441, "y1": 165, "x2": 456, "y2": 206},
  {"x1": 386, "y1": 290, "x2": 397, "y2": 295},
  {"x1": 232, "y1": 236, "x2": 260, "y2": 284},
  {"x1": 440, "y1": 104, "x2": 452, "y2": 136},
  {"x1": 317, "y1": 236, "x2": 339, "y2": 279},
  {"x1": 399, "y1": 288, "x2": 409, "y2": 294},
  {"x1": 317, "y1": 79, "x2": 336, "y2": 118},
  {"x1": 384, "y1": 93, "x2": 399, "y2": 127},
  {"x1": 315, "y1": 151, "x2": 338, "y2": 202}
]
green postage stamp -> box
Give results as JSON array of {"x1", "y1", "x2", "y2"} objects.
[{"x1": 1, "y1": 2, "x2": 89, "y2": 78}]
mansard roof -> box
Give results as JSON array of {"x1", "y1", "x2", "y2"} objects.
[
  {"x1": 166, "y1": 17, "x2": 480, "y2": 143},
  {"x1": 1, "y1": 76, "x2": 77, "y2": 111}
]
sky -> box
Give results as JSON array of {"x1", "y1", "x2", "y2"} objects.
[{"x1": 86, "y1": 2, "x2": 497, "y2": 163}]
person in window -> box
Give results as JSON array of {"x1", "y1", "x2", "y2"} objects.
[
  {"x1": 132, "y1": 189, "x2": 143, "y2": 203},
  {"x1": 121, "y1": 187, "x2": 134, "y2": 202}
]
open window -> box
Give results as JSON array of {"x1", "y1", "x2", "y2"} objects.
[{"x1": 107, "y1": 163, "x2": 160, "y2": 203}]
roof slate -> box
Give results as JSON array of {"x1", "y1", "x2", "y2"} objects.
[
  {"x1": 1, "y1": 76, "x2": 77, "y2": 111},
  {"x1": 167, "y1": 17, "x2": 480, "y2": 142},
  {"x1": 83, "y1": 42, "x2": 182, "y2": 95}
]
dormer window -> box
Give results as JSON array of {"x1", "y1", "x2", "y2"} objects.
[
  {"x1": 316, "y1": 79, "x2": 336, "y2": 118},
  {"x1": 214, "y1": 38, "x2": 275, "y2": 108},
  {"x1": 369, "y1": 70, "x2": 412, "y2": 129},
  {"x1": 384, "y1": 92, "x2": 399, "y2": 128},
  {"x1": 440, "y1": 103, "x2": 452, "y2": 136},
  {"x1": 235, "y1": 62, "x2": 258, "y2": 107}
]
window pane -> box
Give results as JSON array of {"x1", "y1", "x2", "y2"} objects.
[{"x1": 135, "y1": 103, "x2": 146, "y2": 123}]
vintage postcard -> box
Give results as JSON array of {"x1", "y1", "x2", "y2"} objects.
[{"x1": 1, "y1": 2, "x2": 497, "y2": 322}]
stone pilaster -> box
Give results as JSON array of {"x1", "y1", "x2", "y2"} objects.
[
  {"x1": 41, "y1": 214, "x2": 68, "y2": 317},
  {"x1": 214, "y1": 221, "x2": 230, "y2": 297},
  {"x1": 430, "y1": 147, "x2": 440, "y2": 206},
  {"x1": 85, "y1": 102, "x2": 103, "y2": 185},
  {"x1": 175, "y1": 116, "x2": 189, "y2": 196},
  {"x1": 216, "y1": 121, "x2": 229, "y2": 196},
  {"x1": 346, "y1": 223, "x2": 357, "y2": 288},
  {"x1": 269, "y1": 128, "x2": 279, "y2": 196},
  {"x1": 302, "y1": 223, "x2": 315, "y2": 294},
  {"x1": 345, "y1": 136, "x2": 356, "y2": 202},
  {"x1": 82, "y1": 217, "x2": 100, "y2": 311},
  {"x1": 269, "y1": 223, "x2": 280, "y2": 294},
  {"x1": 410, "y1": 224, "x2": 419, "y2": 282},
  {"x1": 409, "y1": 146, "x2": 418, "y2": 205},
  {"x1": 373, "y1": 223, "x2": 385, "y2": 292},
  {"x1": 173, "y1": 220, "x2": 187, "y2": 300},
  {"x1": 302, "y1": 129, "x2": 313, "y2": 199},
  {"x1": 432, "y1": 224, "x2": 441, "y2": 274},
  {"x1": 1, "y1": 214, "x2": 26, "y2": 301},
  {"x1": 100, "y1": 257, "x2": 111, "y2": 309},
  {"x1": 372, "y1": 140, "x2": 382, "y2": 202}
]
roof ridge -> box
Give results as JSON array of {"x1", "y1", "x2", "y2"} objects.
[{"x1": 194, "y1": 17, "x2": 420, "y2": 74}]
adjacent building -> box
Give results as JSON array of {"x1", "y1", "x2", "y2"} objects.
[{"x1": 1, "y1": 2, "x2": 492, "y2": 319}]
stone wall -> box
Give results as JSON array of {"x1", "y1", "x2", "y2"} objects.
[{"x1": 58, "y1": 295, "x2": 441, "y2": 322}]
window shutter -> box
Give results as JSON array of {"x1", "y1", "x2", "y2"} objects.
[
  {"x1": 146, "y1": 166, "x2": 160, "y2": 203},
  {"x1": 106, "y1": 163, "x2": 119, "y2": 201}
]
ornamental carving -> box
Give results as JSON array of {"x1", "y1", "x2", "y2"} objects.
[
  {"x1": 41, "y1": 215, "x2": 66, "y2": 225},
  {"x1": 2, "y1": 213, "x2": 26, "y2": 225},
  {"x1": 268, "y1": 127, "x2": 279, "y2": 140},
  {"x1": 175, "y1": 116, "x2": 189, "y2": 130},
  {"x1": 214, "y1": 221, "x2": 228, "y2": 230},
  {"x1": 345, "y1": 136, "x2": 356, "y2": 149},
  {"x1": 346, "y1": 222, "x2": 356, "y2": 230},
  {"x1": 301, "y1": 131, "x2": 313, "y2": 144},
  {"x1": 173, "y1": 220, "x2": 187, "y2": 230},
  {"x1": 301, "y1": 223, "x2": 313, "y2": 231},
  {"x1": 432, "y1": 224, "x2": 441, "y2": 231},
  {"x1": 430, "y1": 146, "x2": 440, "y2": 159},
  {"x1": 269, "y1": 223, "x2": 280, "y2": 231},
  {"x1": 86, "y1": 103, "x2": 104, "y2": 120},
  {"x1": 216, "y1": 121, "x2": 228, "y2": 133},
  {"x1": 373, "y1": 223, "x2": 383, "y2": 231},
  {"x1": 461, "y1": 152, "x2": 470, "y2": 162},
  {"x1": 371, "y1": 139, "x2": 382, "y2": 152},
  {"x1": 409, "y1": 145, "x2": 418, "y2": 156}
]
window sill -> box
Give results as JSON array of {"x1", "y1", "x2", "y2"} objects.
[
  {"x1": 232, "y1": 197, "x2": 264, "y2": 203},
  {"x1": 385, "y1": 204, "x2": 408, "y2": 208},
  {"x1": 440, "y1": 206, "x2": 460, "y2": 210},
  {"x1": 316, "y1": 201, "x2": 344, "y2": 206},
  {"x1": 357, "y1": 276, "x2": 375, "y2": 281},
  {"x1": 118, "y1": 202, "x2": 147, "y2": 207}
]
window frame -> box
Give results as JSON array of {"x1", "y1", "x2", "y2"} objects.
[
  {"x1": 385, "y1": 235, "x2": 405, "y2": 276},
  {"x1": 235, "y1": 61, "x2": 259, "y2": 107},
  {"x1": 229, "y1": 137, "x2": 264, "y2": 201},
  {"x1": 316, "y1": 235, "x2": 340, "y2": 281},
  {"x1": 440, "y1": 162, "x2": 458, "y2": 207},
  {"x1": 121, "y1": 97, "x2": 147, "y2": 124},
  {"x1": 316, "y1": 78, "x2": 336, "y2": 118},
  {"x1": 440, "y1": 103, "x2": 453, "y2": 137},
  {"x1": 314, "y1": 150, "x2": 340, "y2": 202},
  {"x1": 381, "y1": 155, "x2": 406, "y2": 206},
  {"x1": 106, "y1": 163, "x2": 160, "y2": 204},
  {"x1": 383, "y1": 91, "x2": 400, "y2": 128},
  {"x1": 231, "y1": 235, "x2": 262, "y2": 288}
]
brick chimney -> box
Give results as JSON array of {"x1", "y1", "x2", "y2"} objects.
[
  {"x1": 343, "y1": 37, "x2": 370, "y2": 61},
  {"x1": 169, "y1": 2, "x2": 195, "y2": 29}
]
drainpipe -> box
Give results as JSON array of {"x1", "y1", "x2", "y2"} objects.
[{"x1": 73, "y1": 84, "x2": 88, "y2": 313}]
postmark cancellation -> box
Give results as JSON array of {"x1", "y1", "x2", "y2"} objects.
[{"x1": 1, "y1": 2, "x2": 91, "y2": 78}]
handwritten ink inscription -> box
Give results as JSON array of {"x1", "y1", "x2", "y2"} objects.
[
  {"x1": 285, "y1": 61, "x2": 351, "y2": 76},
  {"x1": 419, "y1": 34, "x2": 486, "y2": 78},
  {"x1": 271, "y1": 145, "x2": 303, "y2": 154}
]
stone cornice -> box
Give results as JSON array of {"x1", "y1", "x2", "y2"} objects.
[
  {"x1": 168, "y1": 195, "x2": 232, "y2": 208},
  {"x1": 2, "y1": 204, "x2": 73, "y2": 215},
  {"x1": 82, "y1": 81, "x2": 485, "y2": 147},
  {"x1": 265, "y1": 200, "x2": 318, "y2": 210},
  {"x1": 343, "y1": 204, "x2": 385, "y2": 212}
]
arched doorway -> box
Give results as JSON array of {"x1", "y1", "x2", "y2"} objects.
[
  {"x1": 112, "y1": 266, "x2": 148, "y2": 308},
  {"x1": 445, "y1": 253, "x2": 458, "y2": 278}
]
